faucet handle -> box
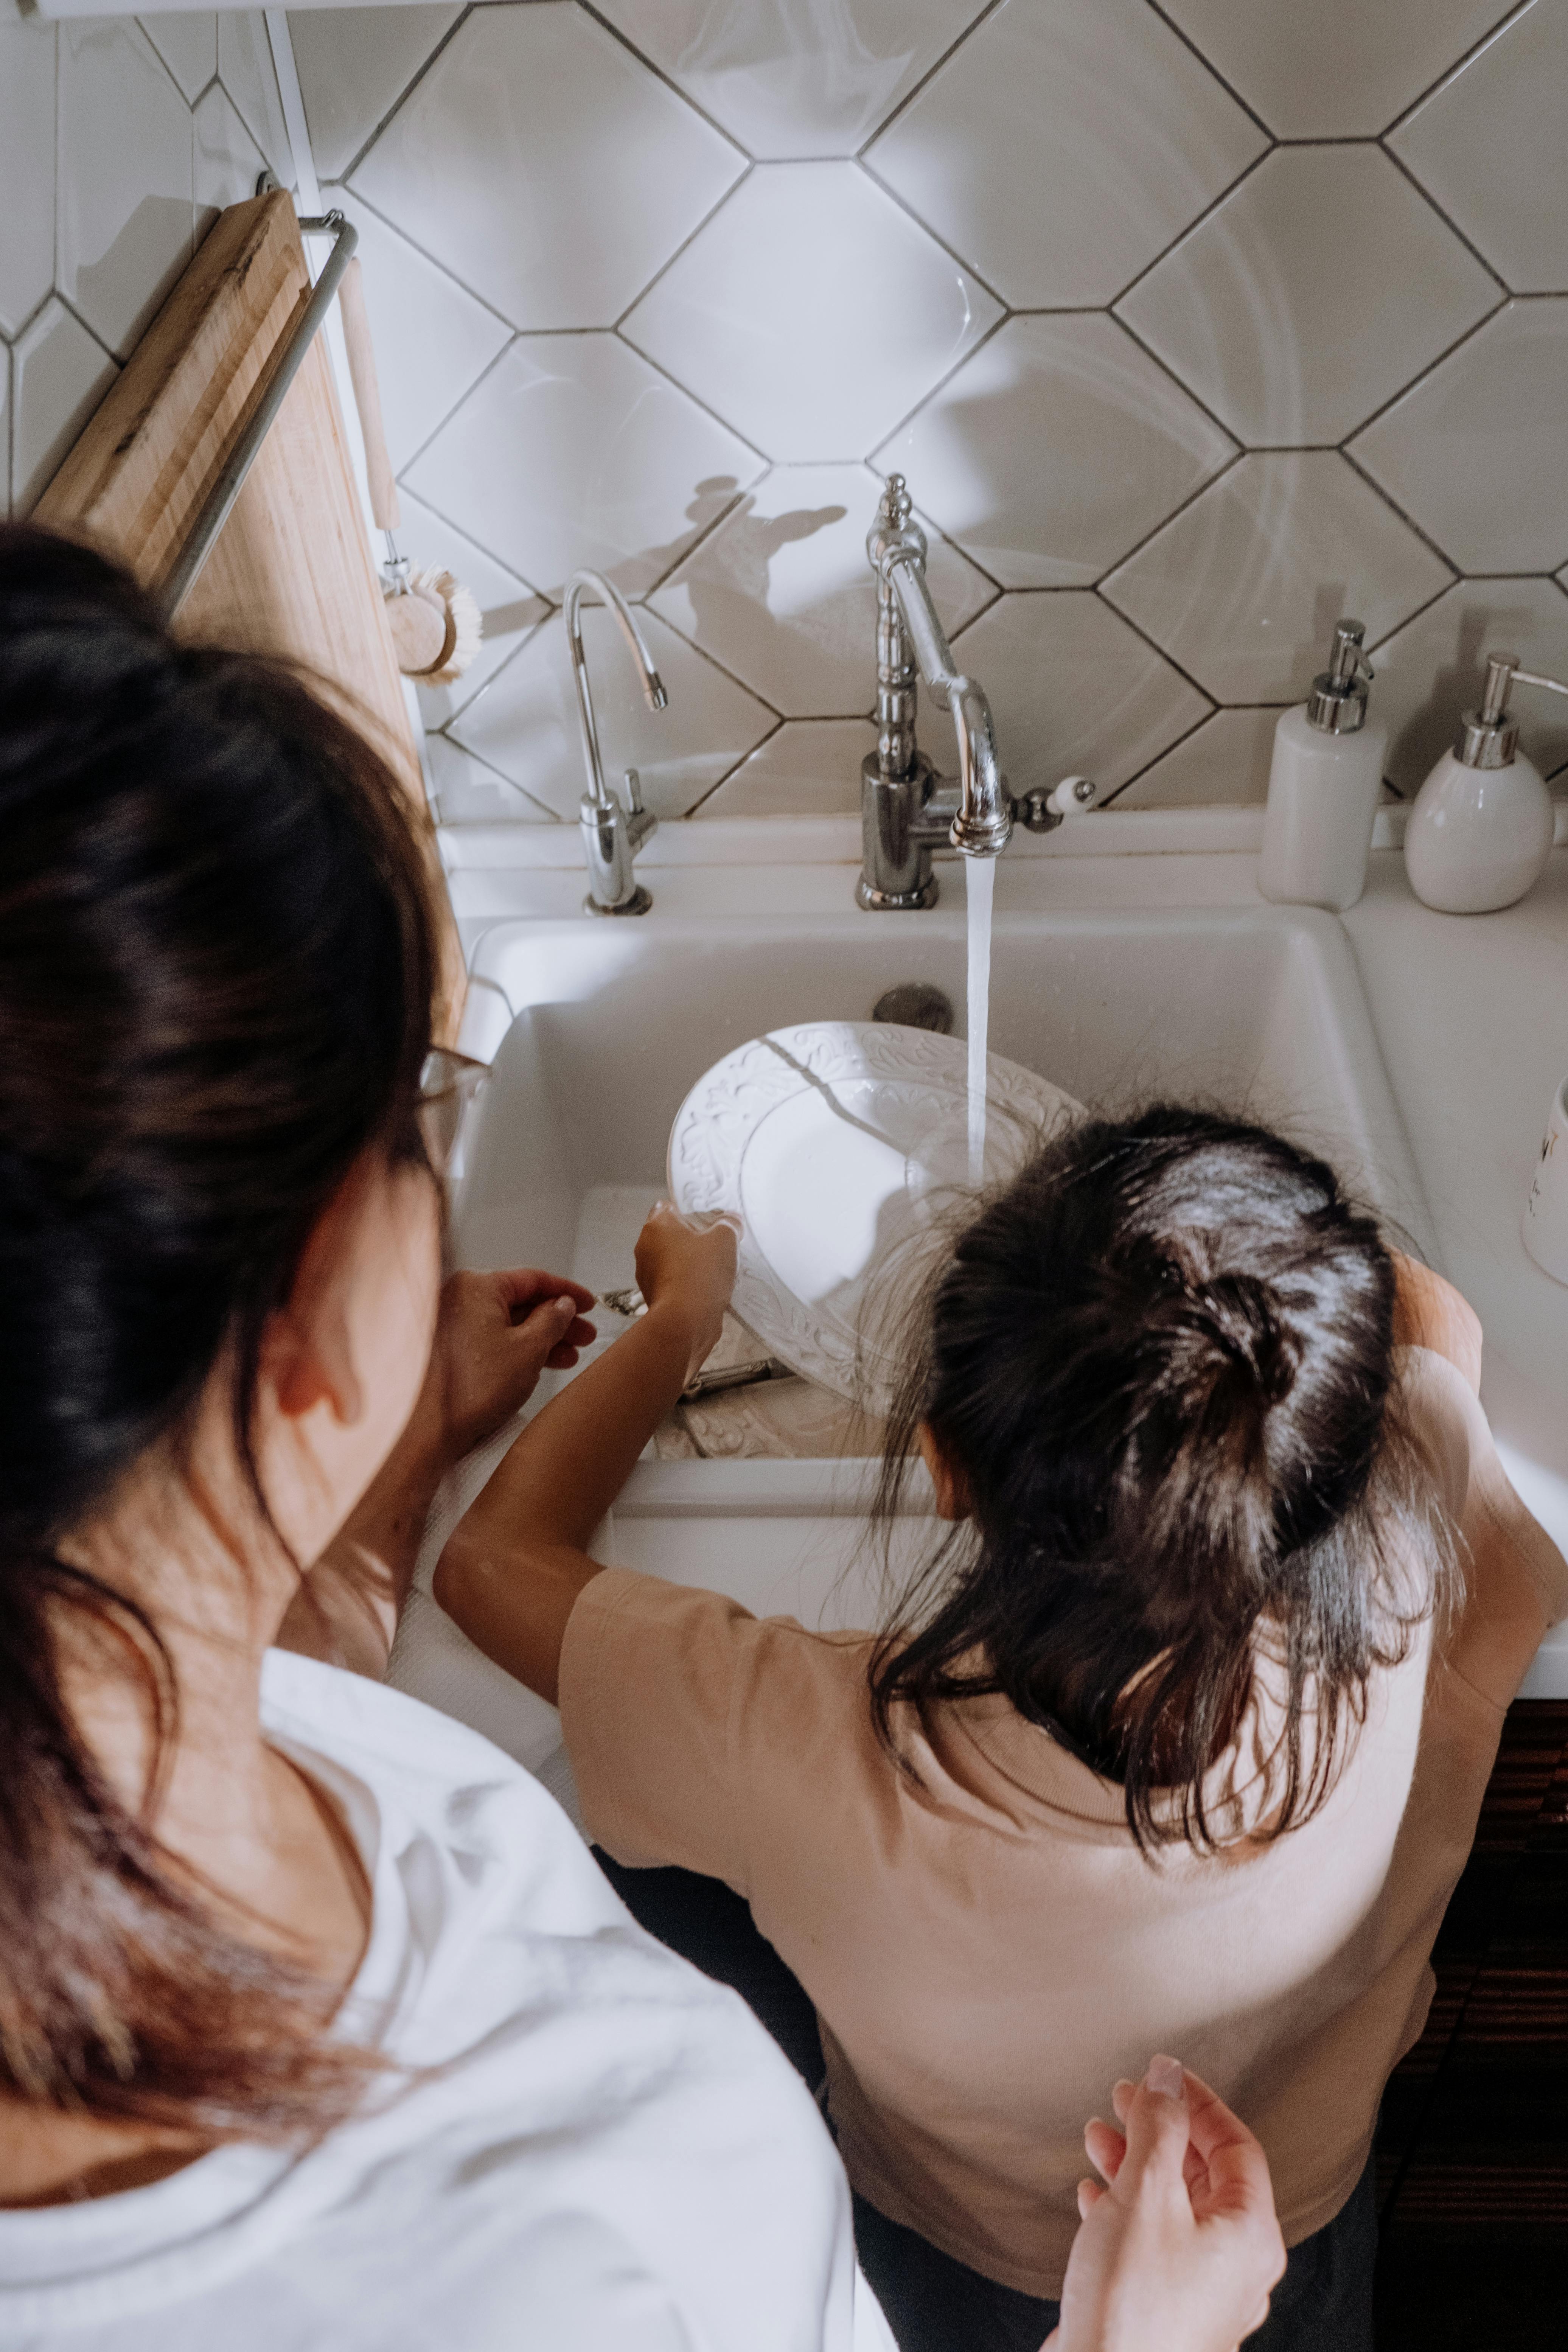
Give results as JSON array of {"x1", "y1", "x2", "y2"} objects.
[
  {"x1": 622, "y1": 765, "x2": 645, "y2": 813},
  {"x1": 1018, "y1": 775, "x2": 1100, "y2": 832}
]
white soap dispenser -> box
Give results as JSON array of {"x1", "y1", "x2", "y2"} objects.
[
  {"x1": 1404, "y1": 651, "x2": 1557, "y2": 915},
  {"x1": 1259, "y1": 619, "x2": 1386, "y2": 911}
]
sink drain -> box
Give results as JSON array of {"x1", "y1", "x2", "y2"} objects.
[{"x1": 872, "y1": 982, "x2": 954, "y2": 1034}]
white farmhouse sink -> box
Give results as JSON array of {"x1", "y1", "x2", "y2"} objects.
[
  {"x1": 385, "y1": 886, "x2": 1436, "y2": 1783},
  {"x1": 456, "y1": 898, "x2": 1433, "y2": 1282}
]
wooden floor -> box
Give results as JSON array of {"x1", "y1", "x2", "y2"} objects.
[{"x1": 1374, "y1": 1700, "x2": 1568, "y2": 2347}]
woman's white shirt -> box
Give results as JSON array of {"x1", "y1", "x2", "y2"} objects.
[{"x1": 0, "y1": 1652, "x2": 894, "y2": 2352}]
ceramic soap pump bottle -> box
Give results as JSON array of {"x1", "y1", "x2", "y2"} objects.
[
  {"x1": 1405, "y1": 651, "x2": 1559, "y2": 914},
  {"x1": 1259, "y1": 619, "x2": 1385, "y2": 911}
]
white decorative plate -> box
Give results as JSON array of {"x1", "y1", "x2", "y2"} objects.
[{"x1": 667, "y1": 1022, "x2": 1082, "y2": 1407}]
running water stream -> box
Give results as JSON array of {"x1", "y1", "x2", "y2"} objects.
[{"x1": 965, "y1": 854, "x2": 994, "y2": 1186}]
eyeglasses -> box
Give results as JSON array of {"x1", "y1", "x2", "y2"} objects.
[{"x1": 418, "y1": 1048, "x2": 488, "y2": 1171}]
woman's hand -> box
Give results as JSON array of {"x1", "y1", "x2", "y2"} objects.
[
  {"x1": 432, "y1": 1209, "x2": 741, "y2": 1707},
  {"x1": 278, "y1": 1267, "x2": 595, "y2": 1679},
  {"x1": 1043, "y1": 2057, "x2": 1285, "y2": 2352},
  {"x1": 420, "y1": 1267, "x2": 598, "y2": 1471},
  {"x1": 633, "y1": 1204, "x2": 738, "y2": 1388}
]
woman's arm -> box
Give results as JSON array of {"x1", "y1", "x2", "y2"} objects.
[
  {"x1": 277, "y1": 1266, "x2": 597, "y2": 1676},
  {"x1": 433, "y1": 1206, "x2": 738, "y2": 1705}
]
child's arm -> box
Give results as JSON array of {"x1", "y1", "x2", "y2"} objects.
[
  {"x1": 432, "y1": 1206, "x2": 738, "y2": 1704},
  {"x1": 1390, "y1": 1250, "x2": 1482, "y2": 1394}
]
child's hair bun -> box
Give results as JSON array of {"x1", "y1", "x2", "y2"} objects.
[{"x1": 1185, "y1": 1269, "x2": 1299, "y2": 1413}]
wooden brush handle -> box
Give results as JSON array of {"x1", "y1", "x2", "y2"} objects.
[{"x1": 336, "y1": 255, "x2": 399, "y2": 534}]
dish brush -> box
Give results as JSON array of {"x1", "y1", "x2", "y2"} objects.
[{"x1": 337, "y1": 256, "x2": 481, "y2": 686}]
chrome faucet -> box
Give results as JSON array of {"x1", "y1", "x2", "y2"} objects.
[
  {"x1": 857, "y1": 476, "x2": 1097, "y2": 910},
  {"x1": 566, "y1": 569, "x2": 666, "y2": 916}
]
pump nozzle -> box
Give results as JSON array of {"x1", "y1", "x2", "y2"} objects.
[{"x1": 1307, "y1": 619, "x2": 1374, "y2": 734}]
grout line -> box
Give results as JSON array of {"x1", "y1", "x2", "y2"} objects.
[
  {"x1": 1098, "y1": 702, "x2": 1220, "y2": 806},
  {"x1": 868, "y1": 308, "x2": 1012, "y2": 468},
  {"x1": 637, "y1": 483, "x2": 756, "y2": 602},
  {"x1": 55, "y1": 293, "x2": 121, "y2": 369},
  {"x1": 629, "y1": 600, "x2": 785, "y2": 718},
  {"x1": 136, "y1": 16, "x2": 197, "y2": 117},
  {"x1": 1339, "y1": 291, "x2": 1508, "y2": 448},
  {"x1": 329, "y1": 181, "x2": 520, "y2": 340},
  {"x1": 1092, "y1": 448, "x2": 1247, "y2": 591},
  {"x1": 854, "y1": 155, "x2": 1010, "y2": 314},
  {"x1": 1099, "y1": 308, "x2": 1245, "y2": 448},
  {"x1": 440, "y1": 623, "x2": 541, "y2": 738},
  {"x1": 434, "y1": 726, "x2": 562, "y2": 824},
  {"x1": 335, "y1": 3, "x2": 477, "y2": 188},
  {"x1": 1089, "y1": 586, "x2": 1221, "y2": 709},
  {"x1": 1375, "y1": 139, "x2": 1511, "y2": 296},
  {"x1": 52, "y1": 17, "x2": 61, "y2": 292},
  {"x1": 682, "y1": 715, "x2": 788, "y2": 815},
  {"x1": 393, "y1": 332, "x2": 519, "y2": 494},
  {"x1": 1363, "y1": 578, "x2": 1457, "y2": 659},
  {"x1": 1138, "y1": 0, "x2": 1277, "y2": 140},
  {"x1": 858, "y1": 0, "x2": 1007, "y2": 155},
  {"x1": 1109, "y1": 140, "x2": 1275, "y2": 315},
  {"x1": 1336, "y1": 445, "x2": 1463, "y2": 580},
  {"x1": 1379, "y1": 0, "x2": 1533, "y2": 140},
  {"x1": 611, "y1": 158, "x2": 754, "y2": 331},
  {"x1": 611, "y1": 323, "x2": 772, "y2": 468},
  {"x1": 576, "y1": 0, "x2": 754, "y2": 162}
]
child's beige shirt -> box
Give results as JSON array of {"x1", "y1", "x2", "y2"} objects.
[{"x1": 559, "y1": 1348, "x2": 1568, "y2": 2298}]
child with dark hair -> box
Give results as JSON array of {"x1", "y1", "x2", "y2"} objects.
[{"x1": 438, "y1": 1109, "x2": 1568, "y2": 2352}]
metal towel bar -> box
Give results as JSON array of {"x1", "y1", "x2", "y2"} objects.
[{"x1": 159, "y1": 207, "x2": 358, "y2": 620}]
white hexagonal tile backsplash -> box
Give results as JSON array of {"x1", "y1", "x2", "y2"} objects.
[
  {"x1": 0, "y1": 20, "x2": 57, "y2": 342},
  {"x1": 866, "y1": 0, "x2": 1267, "y2": 306},
  {"x1": 58, "y1": 19, "x2": 193, "y2": 362},
  {"x1": 589, "y1": 0, "x2": 991, "y2": 161},
  {"x1": 1389, "y1": 2, "x2": 1568, "y2": 295},
  {"x1": 451, "y1": 606, "x2": 777, "y2": 819},
  {"x1": 1102, "y1": 452, "x2": 1453, "y2": 703},
  {"x1": 1117, "y1": 146, "x2": 1500, "y2": 447},
  {"x1": 622, "y1": 163, "x2": 1001, "y2": 462},
  {"x1": 1351, "y1": 300, "x2": 1568, "y2": 576},
  {"x1": 951, "y1": 593, "x2": 1213, "y2": 798},
  {"x1": 649, "y1": 463, "x2": 995, "y2": 717},
  {"x1": 1157, "y1": 0, "x2": 1515, "y2": 137},
  {"x1": 13, "y1": 0, "x2": 1560, "y2": 808},
  {"x1": 404, "y1": 334, "x2": 763, "y2": 601},
  {"x1": 350, "y1": 5, "x2": 746, "y2": 330},
  {"x1": 875, "y1": 314, "x2": 1237, "y2": 588}
]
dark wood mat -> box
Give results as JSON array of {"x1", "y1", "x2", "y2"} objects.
[{"x1": 1374, "y1": 1700, "x2": 1568, "y2": 2348}]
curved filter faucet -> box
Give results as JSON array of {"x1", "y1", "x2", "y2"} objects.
[{"x1": 565, "y1": 568, "x2": 667, "y2": 916}]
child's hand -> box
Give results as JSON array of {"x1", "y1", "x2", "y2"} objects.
[
  {"x1": 634, "y1": 1202, "x2": 739, "y2": 1382},
  {"x1": 1390, "y1": 1251, "x2": 1482, "y2": 1395},
  {"x1": 1043, "y1": 2057, "x2": 1285, "y2": 2352}
]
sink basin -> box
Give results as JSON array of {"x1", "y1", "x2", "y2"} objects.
[
  {"x1": 393, "y1": 888, "x2": 1433, "y2": 1776},
  {"x1": 457, "y1": 899, "x2": 1432, "y2": 1275}
]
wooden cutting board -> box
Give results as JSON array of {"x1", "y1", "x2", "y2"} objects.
[{"x1": 36, "y1": 189, "x2": 464, "y2": 1037}]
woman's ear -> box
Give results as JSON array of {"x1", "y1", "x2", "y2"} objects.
[
  {"x1": 918, "y1": 1421, "x2": 970, "y2": 1522},
  {"x1": 264, "y1": 1165, "x2": 372, "y2": 1429}
]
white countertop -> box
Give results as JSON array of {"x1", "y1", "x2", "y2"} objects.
[
  {"x1": 1342, "y1": 849, "x2": 1568, "y2": 1693},
  {"x1": 444, "y1": 808, "x2": 1568, "y2": 1694}
]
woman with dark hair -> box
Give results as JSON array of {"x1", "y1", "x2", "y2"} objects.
[
  {"x1": 438, "y1": 1107, "x2": 1568, "y2": 2352},
  {"x1": 0, "y1": 525, "x2": 895, "y2": 2347}
]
